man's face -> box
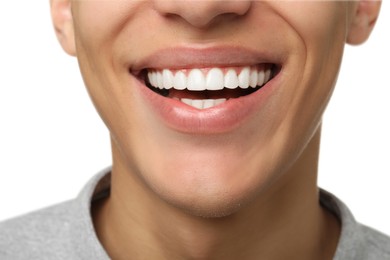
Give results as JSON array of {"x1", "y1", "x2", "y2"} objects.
[{"x1": 68, "y1": 1, "x2": 355, "y2": 216}]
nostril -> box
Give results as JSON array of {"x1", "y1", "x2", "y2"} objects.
[{"x1": 152, "y1": 0, "x2": 252, "y2": 29}]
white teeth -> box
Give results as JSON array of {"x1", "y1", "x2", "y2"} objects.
[
  {"x1": 264, "y1": 68, "x2": 271, "y2": 83},
  {"x1": 191, "y1": 99, "x2": 203, "y2": 109},
  {"x1": 162, "y1": 69, "x2": 173, "y2": 89},
  {"x1": 249, "y1": 70, "x2": 258, "y2": 88},
  {"x1": 174, "y1": 71, "x2": 187, "y2": 90},
  {"x1": 148, "y1": 72, "x2": 155, "y2": 87},
  {"x1": 238, "y1": 67, "x2": 250, "y2": 89},
  {"x1": 147, "y1": 66, "x2": 273, "y2": 91},
  {"x1": 206, "y1": 68, "x2": 224, "y2": 90},
  {"x1": 257, "y1": 70, "x2": 265, "y2": 87},
  {"x1": 203, "y1": 99, "x2": 215, "y2": 109},
  {"x1": 224, "y1": 69, "x2": 239, "y2": 89},
  {"x1": 156, "y1": 72, "x2": 164, "y2": 89},
  {"x1": 187, "y1": 69, "x2": 205, "y2": 91},
  {"x1": 181, "y1": 98, "x2": 192, "y2": 106},
  {"x1": 214, "y1": 98, "x2": 226, "y2": 106},
  {"x1": 180, "y1": 98, "x2": 227, "y2": 109}
]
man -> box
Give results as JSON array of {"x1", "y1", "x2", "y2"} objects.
[{"x1": 1, "y1": 1, "x2": 389, "y2": 259}]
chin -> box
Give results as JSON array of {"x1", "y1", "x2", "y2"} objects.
[{"x1": 144, "y1": 157, "x2": 272, "y2": 218}]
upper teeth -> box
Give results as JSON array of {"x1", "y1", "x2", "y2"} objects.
[{"x1": 147, "y1": 66, "x2": 272, "y2": 91}]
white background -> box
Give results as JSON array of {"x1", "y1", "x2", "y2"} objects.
[{"x1": 0, "y1": 1, "x2": 389, "y2": 236}]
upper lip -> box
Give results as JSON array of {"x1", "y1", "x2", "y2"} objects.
[{"x1": 130, "y1": 45, "x2": 284, "y2": 75}]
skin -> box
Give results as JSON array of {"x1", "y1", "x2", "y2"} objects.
[{"x1": 51, "y1": 1, "x2": 381, "y2": 259}]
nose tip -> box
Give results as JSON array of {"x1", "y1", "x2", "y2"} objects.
[{"x1": 153, "y1": 0, "x2": 252, "y2": 28}]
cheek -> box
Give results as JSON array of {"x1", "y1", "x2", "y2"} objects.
[
  {"x1": 275, "y1": 2, "x2": 349, "y2": 131},
  {"x1": 71, "y1": 1, "x2": 147, "y2": 131},
  {"x1": 276, "y1": 2, "x2": 347, "y2": 40},
  {"x1": 72, "y1": 1, "x2": 141, "y2": 35},
  {"x1": 275, "y1": 2, "x2": 348, "y2": 69},
  {"x1": 72, "y1": 1, "x2": 147, "y2": 67}
]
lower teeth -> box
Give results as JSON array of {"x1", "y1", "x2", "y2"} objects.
[{"x1": 180, "y1": 98, "x2": 227, "y2": 109}]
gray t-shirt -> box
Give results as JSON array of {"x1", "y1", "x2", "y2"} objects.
[{"x1": 1, "y1": 167, "x2": 389, "y2": 259}]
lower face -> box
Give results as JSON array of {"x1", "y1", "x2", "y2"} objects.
[{"x1": 72, "y1": 1, "x2": 350, "y2": 217}]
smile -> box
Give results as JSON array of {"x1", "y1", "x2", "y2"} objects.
[
  {"x1": 131, "y1": 46, "x2": 283, "y2": 134},
  {"x1": 145, "y1": 64, "x2": 276, "y2": 110}
]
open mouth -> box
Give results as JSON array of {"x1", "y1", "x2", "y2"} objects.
[{"x1": 139, "y1": 64, "x2": 279, "y2": 110}]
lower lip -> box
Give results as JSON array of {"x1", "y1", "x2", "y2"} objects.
[{"x1": 134, "y1": 73, "x2": 279, "y2": 134}]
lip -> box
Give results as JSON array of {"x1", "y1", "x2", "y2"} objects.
[
  {"x1": 130, "y1": 45, "x2": 284, "y2": 73},
  {"x1": 131, "y1": 46, "x2": 283, "y2": 134}
]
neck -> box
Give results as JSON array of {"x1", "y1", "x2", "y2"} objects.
[{"x1": 93, "y1": 129, "x2": 340, "y2": 259}]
